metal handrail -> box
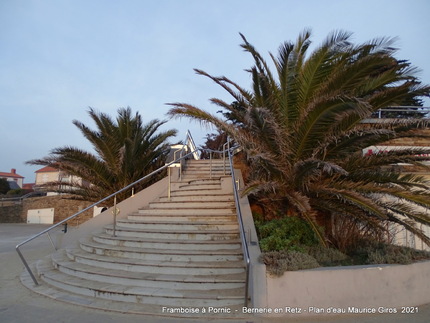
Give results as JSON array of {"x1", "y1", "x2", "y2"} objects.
[
  {"x1": 195, "y1": 143, "x2": 251, "y2": 305},
  {"x1": 226, "y1": 145, "x2": 251, "y2": 306},
  {"x1": 0, "y1": 192, "x2": 46, "y2": 205},
  {"x1": 373, "y1": 106, "x2": 430, "y2": 119},
  {"x1": 186, "y1": 130, "x2": 200, "y2": 160},
  {"x1": 16, "y1": 149, "x2": 198, "y2": 286}
]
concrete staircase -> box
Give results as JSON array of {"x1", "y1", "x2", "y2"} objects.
[{"x1": 24, "y1": 159, "x2": 247, "y2": 317}]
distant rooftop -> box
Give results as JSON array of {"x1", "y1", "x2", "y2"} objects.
[
  {"x1": 35, "y1": 166, "x2": 59, "y2": 173},
  {"x1": 0, "y1": 168, "x2": 24, "y2": 179}
]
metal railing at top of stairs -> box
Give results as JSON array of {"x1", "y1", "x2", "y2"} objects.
[
  {"x1": 15, "y1": 148, "x2": 199, "y2": 287},
  {"x1": 185, "y1": 130, "x2": 200, "y2": 160}
]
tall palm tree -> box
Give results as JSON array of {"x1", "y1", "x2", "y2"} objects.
[
  {"x1": 28, "y1": 107, "x2": 177, "y2": 202},
  {"x1": 168, "y1": 30, "x2": 430, "y2": 249}
]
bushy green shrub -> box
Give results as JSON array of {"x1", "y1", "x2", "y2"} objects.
[
  {"x1": 6, "y1": 188, "x2": 23, "y2": 196},
  {"x1": 307, "y1": 245, "x2": 349, "y2": 266},
  {"x1": 255, "y1": 214, "x2": 430, "y2": 275},
  {"x1": 255, "y1": 216, "x2": 319, "y2": 252},
  {"x1": 347, "y1": 240, "x2": 429, "y2": 265},
  {"x1": 0, "y1": 178, "x2": 10, "y2": 194},
  {"x1": 260, "y1": 250, "x2": 320, "y2": 276},
  {"x1": 354, "y1": 241, "x2": 430, "y2": 265}
]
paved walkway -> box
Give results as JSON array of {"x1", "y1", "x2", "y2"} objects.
[{"x1": 1, "y1": 223, "x2": 429, "y2": 323}]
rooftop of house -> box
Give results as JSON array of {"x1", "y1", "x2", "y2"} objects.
[
  {"x1": 35, "y1": 166, "x2": 59, "y2": 173},
  {"x1": 0, "y1": 168, "x2": 24, "y2": 179},
  {"x1": 22, "y1": 183, "x2": 35, "y2": 190}
]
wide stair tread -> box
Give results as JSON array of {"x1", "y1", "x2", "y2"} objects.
[
  {"x1": 80, "y1": 238, "x2": 243, "y2": 256},
  {"x1": 104, "y1": 224, "x2": 239, "y2": 235},
  {"x1": 52, "y1": 250, "x2": 245, "y2": 284},
  {"x1": 115, "y1": 219, "x2": 239, "y2": 230},
  {"x1": 94, "y1": 232, "x2": 241, "y2": 244},
  {"x1": 37, "y1": 257, "x2": 245, "y2": 305},
  {"x1": 67, "y1": 247, "x2": 246, "y2": 271},
  {"x1": 158, "y1": 194, "x2": 234, "y2": 202},
  {"x1": 148, "y1": 201, "x2": 235, "y2": 209}
]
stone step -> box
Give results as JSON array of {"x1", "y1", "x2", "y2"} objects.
[
  {"x1": 186, "y1": 166, "x2": 228, "y2": 169},
  {"x1": 183, "y1": 169, "x2": 229, "y2": 175},
  {"x1": 127, "y1": 213, "x2": 237, "y2": 222},
  {"x1": 168, "y1": 189, "x2": 227, "y2": 197},
  {"x1": 136, "y1": 207, "x2": 235, "y2": 216},
  {"x1": 180, "y1": 177, "x2": 230, "y2": 183},
  {"x1": 92, "y1": 233, "x2": 242, "y2": 250},
  {"x1": 104, "y1": 226, "x2": 240, "y2": 241},
  {"x1": 174, "y1": 178, "x2": 222, "y2": 185},
  {"x1": 177, "y1": 183, "x2": 222, "y2": 190},
  {"x1": 66, "y1": 248, "x2": 246, "y2": 276},
  {"x1": 81, "y1": 239, "x2": 243, "y2": 261},
  {"x1": 36, "y1": 257, "x2": 245, "y2": 308},
  {"x1": 148, "y1": 201, "x2": 234, "y2": 209},
  {"x1": 52, "y1": 251, "x2": 245, "y2": 290},
  {"x1": 158, "y1": 194, "x2": 234, "y2": 202},
  {"x1": 115, "y1": 219, "x2": 239, "y2": 231},
  {"x1": 187, "y1": 160, "x2": 227, "y2": 165}
]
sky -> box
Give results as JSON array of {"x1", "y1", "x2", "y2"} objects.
[{"x1": 1, "y1": 0, "x2": 430, "y2": 183}]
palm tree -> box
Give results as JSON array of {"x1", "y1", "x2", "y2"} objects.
[
  {"x1": 168, "y1": 30, "x2": 430, "y2": 249},
  {"x1": 27, "y1": 107, "x2": 177, "y2": 202}
]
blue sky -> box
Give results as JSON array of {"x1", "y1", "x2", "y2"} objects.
[{"x1": 1, "y1": 0, "x2": 429, "y2": 182}]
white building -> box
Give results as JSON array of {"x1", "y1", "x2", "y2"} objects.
[
  {"x1": 35, "y1": 166, "x2": 88, "y2": 195},
  {"x1": 0, "y1": 168, "x2": 24, "y2": 188}
]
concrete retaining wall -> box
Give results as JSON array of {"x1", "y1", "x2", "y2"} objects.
[
  {"x1": 0, "y1": 204, "x2": 23, "y2": 223},
  {"x1": 265, "y1": 261, "x2": 430, "y2": 316},
  {"x1": 0, "y1": 195, "x2": 94, "y2": 224}
]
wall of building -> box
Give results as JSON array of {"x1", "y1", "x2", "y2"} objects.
[
  {"x1": 383, "y1": 129, "x2": 430, "y2": 147},
  {"x1": 35, "y1": 171, "x2": 59, "y2": 185},
  {"x1": 0, "y1": 195, "x2": 94, "y2": 225}
]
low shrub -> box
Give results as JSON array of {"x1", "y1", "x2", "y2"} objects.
[
  {"x1": 260, "y1": 250, "x2": 320, "y2": 276},
  {"x1": 254, "y1": 214, "x2": 430, "y2": 275},
  {"x1": 255, "y1": 216, "x2": 319, "y2": 252},
  {"x1": 352, "y1": 240, "x2": 430, "y2": 265},
  {"x1": 307, "y1": 245, "x2": 349, "y2": 266}
]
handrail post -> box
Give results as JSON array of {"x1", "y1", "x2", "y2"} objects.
[
  {"x1": 222, "y1": 142, "x2": 226, "y2": 175},
  {"x1": 47, "y1": 232, "x2": 57, "y2": 251},
  {"x1": 223, "y1": 149, "x2": 226, "y2": 175},
  {"x1": 179, "y1": 149, "x2": 183, "y2": 181},
  {"x1": 16, "y1": 246, "x2": 39, "y2": 286},
  {"x1": 168, "y1": 167, "x2": 171, "y2": 200},
  {"x1": 210, "y1": 152, "x2": 213, "y2": 178},
  {"x1": 112, "y1": 195, "x2": 117, "y2": 237}
]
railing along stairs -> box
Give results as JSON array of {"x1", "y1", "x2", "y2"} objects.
[{"x1": 16, "y1": 131, "x2": 251, "y2": 306}]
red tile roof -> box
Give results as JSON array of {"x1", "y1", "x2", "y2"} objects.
[
  {"x1": 35, "y1": 166, "x2": 59, "y2": 173},
  {"x1": 23, "y1": 183, "x2": 35, "y2": 190},
  {"x1": 0, "y1": 169, "x2": 24, "y2": 178}
]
